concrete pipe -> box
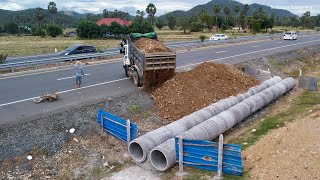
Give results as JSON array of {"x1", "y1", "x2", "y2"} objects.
[
  {"x1": 149, "y1": 77, "x2": 295, "y2": 171},
  {"x1": 129, "y1": 76, "x2": 283, "y2": 163}
]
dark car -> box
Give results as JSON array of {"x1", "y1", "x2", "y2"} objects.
[{"x1": 59, "y1": 44, "x2": 97, "y2": 56}]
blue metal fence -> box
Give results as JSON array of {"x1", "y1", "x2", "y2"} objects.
[
  {"x1": 175, "y1": 137, "x2": 242, "y2": 176},
  {"x1": 97, "y1": 109, "x2": 138, "y2": 142}
]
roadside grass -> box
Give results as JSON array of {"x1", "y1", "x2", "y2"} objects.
[
  {"x1": 229, "y1": 90, "x2": 320, "y2": 150},
  {"x1": 0, "y1": 36, "x2": 119, "y2": 57},
  {"x1": 127, "y1": 105, "x2": 143, "y2": 114}
]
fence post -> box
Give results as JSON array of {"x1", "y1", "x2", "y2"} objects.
[
  {"x1": 101, "y1": 114, "x2": 104, "y2": 133},
  {"x1": 126, "y1": 119, "x2": 131, "y2": 146},
  {"x1": 214, "y1": 134, "x2": 224, "y2": 180},
  {"x1": 179, "y1": 136, "x2": 183, "y2": 173},
  {"x1": 176, "y1": 136, "x2": 187, "y2": 176}
]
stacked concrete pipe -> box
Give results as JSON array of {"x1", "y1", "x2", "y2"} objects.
[
  {"x1": 128, "y1": 76, "x2": 282, "y2": 163},
  {"x1": 149, "y1": 77, "x2": 295, "y2": 171}
]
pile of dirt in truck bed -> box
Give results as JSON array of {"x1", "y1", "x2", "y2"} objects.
[
  {"x1": 151, "y1": 62, "x2": 260, "y2": 121},
  {"x1": 133, "y1": 38, "x2": 171, "y2": 53}
]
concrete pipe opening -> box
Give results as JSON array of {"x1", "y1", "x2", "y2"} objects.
[
  {"x1": 150, "y1": 149, "x2": 169, "y2": 171},
  {"x1": 128, "y1": 141, "x2": 145, "y2": 163}
]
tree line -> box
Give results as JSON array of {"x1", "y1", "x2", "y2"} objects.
[{"x1": 1, "y1": 2, "x2": 320, "y2": 37}]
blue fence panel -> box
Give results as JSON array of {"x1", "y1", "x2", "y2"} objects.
[
  {"x1": 97, "y1": 109, "x2": 138, "y2": 142},
  {"x1": 175, "y1": 138, "x2": 242, "y2": 176}
]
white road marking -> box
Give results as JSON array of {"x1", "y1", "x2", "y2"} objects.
[
  {"x1": 1, "y1": 38, "x2": 320, "y2": 107},
  {"x1": 57, "y1": 74, "x2": 91, "y2": 81},
  {"x1": 215, "y1": 51, "x2": 227, "y2": 54},
  {"x1": 252, "y1": 45, "x2": 259, "y2": 47},
  {"x1": 0, "y1": 77, "x2": 130, "y2": 107},
  {"x1": 177, "y1": 39, "x2": 320, "y2": 69}
]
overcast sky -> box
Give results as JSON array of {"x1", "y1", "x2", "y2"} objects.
[{"x1": 1, "y1": 0, "x2": 319, "y2": 16}]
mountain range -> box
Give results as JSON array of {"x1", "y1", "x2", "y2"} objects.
[{"x1": 0, "y1": 0, "x2": 297, "y2": 28}]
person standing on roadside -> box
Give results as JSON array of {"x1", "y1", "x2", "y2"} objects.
[{"x1": 73, "y1": 61, "x2": 84, "y2": 88}]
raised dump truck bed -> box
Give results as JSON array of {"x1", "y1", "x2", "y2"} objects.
[{"x1": 122, "y1": 33, "x2": 176, "y2": 87}]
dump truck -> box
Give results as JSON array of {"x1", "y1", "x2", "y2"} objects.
[{"x1": 121, "y1": 32, "x2": 176, "y2": 87}]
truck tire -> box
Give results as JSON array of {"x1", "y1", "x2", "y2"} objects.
[
  {"x1": 133, "y1": 71, "x2": 142, "y2": 87},
  {"x1": 124, "y1": 65, "x2": 129, "y2": 77}
]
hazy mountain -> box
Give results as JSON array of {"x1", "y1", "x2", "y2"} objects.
[{"x1": 160, "y1": 0, "x2": 296, "y2": 19}]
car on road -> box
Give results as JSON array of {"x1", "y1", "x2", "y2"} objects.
[
  {"x1": 283, "y1": 32, "x2": 298, "y2": 40},
  {"x1": 59, "y1": 44, "x2": 97, "y2": 56},
  {"x1": 209, "y1": 34, "x2": 229, "y2": 41}
]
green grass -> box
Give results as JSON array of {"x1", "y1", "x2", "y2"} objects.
[
  {"x1": 229, "y1": 90, "x2": 320, "y2": 150},
  {"x1": 127, "y1": 105, "x2": 143, "y2": 113},
  {"x1": 142, "y1": 111, "x2": 151, "y2": 119}
]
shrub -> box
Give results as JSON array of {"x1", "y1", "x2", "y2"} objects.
[
  {"x1": 0, "y1": 54, "x2": 7, "y2": 64},
  {"x1": 199, "y1": 35, "x2": 206, "y2": 42},
  {"x1": 46, "y1": 24, "x2": 63, "y2": 37},
  {"x1": 32, "y1": 28, "x2": 46, "y2": 37}
]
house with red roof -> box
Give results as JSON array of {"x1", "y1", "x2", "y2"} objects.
[{"x1": 96, "y1": 18, "x2": 132, "y2": 26}]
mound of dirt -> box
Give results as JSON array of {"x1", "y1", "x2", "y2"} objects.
[
  {"x1": 133, "y1": 38, "x2": 171, "y2": 53},
  {"x1": 151, "y1": 62, "x2": 260, "y2": 121}
]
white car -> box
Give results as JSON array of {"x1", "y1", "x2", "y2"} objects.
[
  {"x1": 283, "y1": 32, "x2": 298, "y2": 40},
  {"x1": 210, "y1": 34, "x2": 229, "y2": 41}
]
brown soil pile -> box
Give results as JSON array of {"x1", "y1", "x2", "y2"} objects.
[
  {"x1": 133, "y1": 38, "x2": 171, "y2": 53},
  {"x1": 151, "y1": 62, "x2": 260, "y2": 121},
  {"x1": 143, "y1": 69, "x2": 175, "y2": 91}
]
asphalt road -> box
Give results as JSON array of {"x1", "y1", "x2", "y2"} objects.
[
  {"x1": 5, "y1": 33, "x2": 281, "y2": 64},
  {"x1": 1, "y1": 34, "x2": 320, "y2": 128}
]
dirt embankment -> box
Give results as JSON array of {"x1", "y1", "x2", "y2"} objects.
[
  {"x1": 243, "y1": 108, "x2": 320, "y2": 180},
  {"x1": 151, "y1": 62, "x2": 260, "y2": 121},
  {"x1": 133, "y1": 38, "x2": 171, "y2": 53}
]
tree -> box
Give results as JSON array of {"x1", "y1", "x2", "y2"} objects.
[
  {"x1": 213, "y1": 4, "x2": 221, "y2": 29},
  {"x1": 103, "y1": 9, "x2": 109, "y2": 18},
  {"x1": 316, "y1": 14, "x2": 320, "y2": 27},
  {"x1": 179, "y1": 17, "x2": 190, "y2": 34},
  {"x1": 136, "y1": 10, "x2": 145, "y2": 21},
  {"x1": 77, "y1": 20, "x2": 101, "y2": 38},
  {"x1": 146, "y1": 3, "x2": 157, "y2": 26},
  {"x1": 46, "y1": 24, "x2": 63, "y2": 37},
  {"x1": 167, "y1": 15, "x2": 176, "y2": 30},
  {"x1": 34, "y1": 8, "x2": 44, "y2": 28},
  {"x1": 300, "y1": 11, "x2": 312, "y2": 28},
  {"x1": 129, "y1": 19, "x2": 154, "y2": 33},
  {"x1": 223, "y1": 7, "x2": 231, "y2": 28},
  {"x1": 234, "y1": 5, "x2": 239, "y2": 27},
  {"x1": 108, "y1": 22, "x2": 123, "y2": 36},
  {"x1": 240, "y1": 4, "x2": 249, "y2": 29},
  {"x1": 199, "y1": 10, "x2": 215, "y2": 31},
  {"x1": 48, "y1": 2, "x2": 57, "y2": 24},
  {"x1": 155, "y1": 18, "x2": 165, "y2": 30},
  {"x1": 5, "y1": 22, "x2": 19, "y2": 34}
]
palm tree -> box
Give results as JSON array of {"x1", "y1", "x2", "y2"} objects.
[
  {"x1": 213, "y1": 4, "x2": 221, "y2": 30},
  {"x1": 48, "y1": 2, "x2": 57, "y2": 24},
  {"x1": 146, "y1": 3, "x2": 157, "y2": 26},
  {"x1": 35, "y1": 8, "x2": 44, "y2": 28},
  {"x1": 234, "y1": 5, "x2": 239, "y2": 27},
  {"x1": 224, "y1": 7, "x2": 231, "y2": 26}
]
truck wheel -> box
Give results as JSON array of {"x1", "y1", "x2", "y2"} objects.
[
  {"x1": 124, "y1": 66, "x2": 129, "y2": 77},
  {"x1": 133, "y1": 71, "x2": 142, "y2": 87}
]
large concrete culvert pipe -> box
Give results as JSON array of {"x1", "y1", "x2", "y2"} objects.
[
  {"x1": 150, "y1": 77, "x2": 295, "y2": 171},
  {"x1": 128, "y1": 76, "x2": 283, "y2": 163}
]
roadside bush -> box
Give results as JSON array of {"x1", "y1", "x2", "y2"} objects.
[
  {"x1": 77, "y1": 20, "x2": 101, "y2": 39},
  {"x1": 129, "y1": 19, "x2": 154, "y2": 34},
  {"x1": 46, "y1": 24, "x2": 63, "y2": 37},
  {"x1": 199, "y1": 35, "x2": 206, "y2": 42},
  {"x1": 0, "y1": 54, "x2": 7, "y2": 64},
  {"x1": 190, "y1": 22, "x2": 204, "y2": 32},
  {"x1": 32, "y1": 28, "x2": 46, "y2": 37}
]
